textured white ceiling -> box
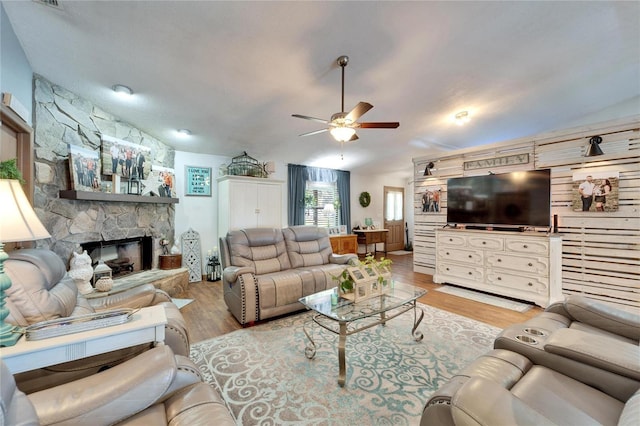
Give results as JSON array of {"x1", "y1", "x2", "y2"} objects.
[{"x1": 4, "y1": 1, "x2": 639, "y2": 177}]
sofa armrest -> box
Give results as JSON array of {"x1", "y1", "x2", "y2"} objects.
[
  {"x1": 223, "y1": 266, "x2": 254, "y2": 283},
  {"x1": 544, "y1": 328, "x2": 640, "y2": 380},
  {"x1": 451, "y1": 377, "x2": 556, "y2": 426},
  {"x1": 28, "y1": 346, "x2": 199, "y2": 425},
  {"x1": 87, "y1": 283, "x2": 158, "y2": 310},
  {"x1": 329, "y1": 253, "x2": 358, "y2": 265},
  {"x1": 563, "y1": 295, "x2": 640, "y2": 341}
]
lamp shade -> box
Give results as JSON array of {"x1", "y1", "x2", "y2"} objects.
[
  {"x1": 329, "y1": 126, "x2": 356, "y2": 142},
  {"x1": 0, "y1": 180, "x2": 50, "y2": 243},
  {"x1": 585, "y1": 136, "x2": 604, "y2": 157},
  {"x1": 323, "y1": 204, "x2": 335, "y2": 213}
]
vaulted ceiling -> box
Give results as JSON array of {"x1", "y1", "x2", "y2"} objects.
[{"x1": 4, "y1": 1, "x2": 639, "y2": 178}]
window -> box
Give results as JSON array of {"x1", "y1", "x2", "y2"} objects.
[{"x1": 304, "y1": 181, "x2": 340, "y2": 227}]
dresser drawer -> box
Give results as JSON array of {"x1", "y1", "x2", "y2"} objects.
[
  {"x1": 437, "y1": 262, "x2": 483, "y2": 282},
  {"x1": 467, "y1": 235, "x2": 503, "y2": 251},
  {"x1": 437, "y1": 247, "x2": 483, "y2": 265},
  {"x1": 505, "y1": 238, "x2": 548, "y2": 255},
  {"x1": 486, "y1": 270, "x2": 548, "y2": 294},
  {"x1": 437, "y1": 232, "x2": 466, "y2": 247},
  {"x1": 486, "y1": 253, "x2": 549, "y2": 276}
]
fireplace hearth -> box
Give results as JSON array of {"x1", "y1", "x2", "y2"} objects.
[{"x1": 82, "y1": 236, "x2": 153, "y2": 279}]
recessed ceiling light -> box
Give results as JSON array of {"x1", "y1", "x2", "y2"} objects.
[
  {"x1": 177, "y1": 129, "x2": 192, "y2": 137},
  {"x1": 455, "y1": 111, "x2": 470, "y2": 125},
  {"x1": 112, "y1": 84, "x2": 133, "y2": 97}
]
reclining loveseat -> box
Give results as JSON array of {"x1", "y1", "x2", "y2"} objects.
[
  {"x1": 3, "y1": 248, "x2": 190, "y2": 393},
  {"x1": 220, "y1": 226, "x2": 358, "y2": 325}
]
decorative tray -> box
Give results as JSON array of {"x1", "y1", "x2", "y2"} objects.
[{"x1": 24, "y1": 308, "x2": 135, "y2": 341}]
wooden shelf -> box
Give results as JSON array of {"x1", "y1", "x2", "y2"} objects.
[{"x1": 59, "y1": 190, "x2": 179, "y2": 204}]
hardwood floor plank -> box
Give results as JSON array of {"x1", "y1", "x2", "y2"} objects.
[{"x1": 176, "y1": 253, "x2": 542, "y2": 343}]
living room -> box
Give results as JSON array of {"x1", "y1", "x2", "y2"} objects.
[{"x1": 1, "y1": 2, "x2": 639, "y2": 425}]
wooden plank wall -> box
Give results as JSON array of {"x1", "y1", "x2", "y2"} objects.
[{"x1": 413, "y1": 117, "x2": 640, "y2": 310}]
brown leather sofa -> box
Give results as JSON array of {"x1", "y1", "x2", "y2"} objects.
[
  {"x1": 4, "y1": 248, "x2": 190, "y2": 393},
  {"x1": 421, "y1": 295, "x2": 640, "y2": 425},
  {"x1": 0, "y1": 345, "x2": 236, "y2": 425},
  {"x1": 220, "y1": 226, "x2": 358, "y2": 325}
]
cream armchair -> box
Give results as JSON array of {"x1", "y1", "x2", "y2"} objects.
[
  {"x1": 3, "y1": 248, "x2": 190, "y2": 393},
  {"x1": 1, "y1": 345, "x2": 235, "y2": 425}
]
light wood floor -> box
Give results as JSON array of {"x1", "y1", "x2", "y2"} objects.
[{"x1": 176, "y1": 253, "x2": 543, "y2": 344}]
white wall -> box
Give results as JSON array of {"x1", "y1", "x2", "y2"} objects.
[{"x1": 1, "y1": 3, "x2": 32, "y2": 125}]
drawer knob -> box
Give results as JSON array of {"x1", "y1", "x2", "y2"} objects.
[
  {"x1": 497, "y1": 259, "x2": 502, "y2": 262},
  {"x1": 497, "y1": 277, "x2": 502, "y2": 281},
  {"x1": 528, "y1": 263, "x2": 533, "y2": 267},
  {"x1": 523, "y1": 245, "x2": 528, "y2": 249},
  {"x1": 468, "y1": 255, "x2": 472, "y2": 258},
  {"x1": 449, "y1": 238, "x2": 453, "y2": 242},
  {"x1": 482, "y1": 241, "x2": 486, "y2": 245},
  {"x1": 446, "y1": 252, "x2": 450, "y2": 255},
  {"x1": 468, "y1": 272, "x2": 472, "y2": 275},
  {"x1": 528, "y1": 282, "x2": 533, "y2": 286},
  {"x1": 446, "y1": 268, "x2": 450, "y2": 271}
]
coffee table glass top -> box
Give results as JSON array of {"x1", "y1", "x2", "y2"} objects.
[{"x1": 299, "y1": 282, "x2": 426, "y2": 322}]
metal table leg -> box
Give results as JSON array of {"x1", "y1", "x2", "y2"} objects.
[{"x1": 338, "y1": 321, "x2": 347, "y2": 387}]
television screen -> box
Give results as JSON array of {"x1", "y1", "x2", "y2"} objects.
[{"x1": 446, "y1": 169, "x2": 551, "y2": 228}]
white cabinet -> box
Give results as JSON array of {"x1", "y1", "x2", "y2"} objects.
[
  {"x1": 217, "y1": 176, "x2": 283, "y2": 237},
  {"x1": 434, "y1": 229, "x2": 562, "y2": 307}
]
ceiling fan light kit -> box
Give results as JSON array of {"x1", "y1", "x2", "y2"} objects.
[
  {"x1": 293, "y1": 55, "x2": 399, "y2": 145},
  {"x1": 112, "y1": 84, "x2": 133, "y2": 97},
  {"x1": 455, "y1": 111, "x2": 470, "y2": 125}
]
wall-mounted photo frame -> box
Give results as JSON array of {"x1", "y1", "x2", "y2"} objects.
[
  {"x1": 572, "y1": 170, "x2": 619, "y2": 212},
  {"x1": 185, "y1": 166, "x2": 212, "y2": 196},
  {"x1": 68, "y1": 144, "x2": 101, "y2": 191},
  {"x1": 421, "y1": 186, "x2": 442, "y2": 213}
]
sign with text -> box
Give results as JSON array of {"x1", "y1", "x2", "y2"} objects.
[{"x1": 185, "y1": 166, "x2": 211, "y2": 196}]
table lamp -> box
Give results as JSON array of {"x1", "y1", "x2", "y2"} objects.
[
  {"x1": 324, "y1": 204, "x2": 335, "y2": 227},
  {"x1": 0, "y1": 179, "x2": 51, "y2": 346}
]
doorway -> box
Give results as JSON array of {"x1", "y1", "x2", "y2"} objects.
[{"x1": 383, "y1": 186, "x2": 404, "y2": 252}]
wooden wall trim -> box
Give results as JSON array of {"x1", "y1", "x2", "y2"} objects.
[{"x1": 1, "y1": 104, "x2": 34, "y2": 202}]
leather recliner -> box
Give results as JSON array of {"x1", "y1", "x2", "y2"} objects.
[
  {"x1": 3, "y1": 248, "x2": 190, "y2": 393},
  {"x1": 0, "y1": 345, "x2": 236, "y2": 425},
  {"x1": 421, "y1": 348, "x2": 639, "y2": 426}
]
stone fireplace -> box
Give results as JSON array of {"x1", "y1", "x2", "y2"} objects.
[{"x1": 82, "y1": 236, "x2": 153, "y2": 279}]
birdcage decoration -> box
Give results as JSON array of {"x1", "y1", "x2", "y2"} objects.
[{"x1": 227, "y1": 151, "x2": 264, "y2": 177}]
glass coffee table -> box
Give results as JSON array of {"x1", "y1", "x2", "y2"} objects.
[{"x1": 299, "y1": 282, "x2": 427, "y2": 386}]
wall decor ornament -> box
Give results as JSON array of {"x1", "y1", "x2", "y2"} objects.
[
  {"x1": 359, "y1": 191, "x2": 371, "y2": 207},
  {"x1": 463, "y1": 153, "x2": 529, "y2": 171},
  {"x1": 185, "y1": 166, "x2": 211, "y2": 196}
]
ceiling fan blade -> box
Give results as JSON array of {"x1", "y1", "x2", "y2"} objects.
[
  {"x1": 345, "y1": 102, "x2": 373, "y2": 123},
  {"x1": 357, "y1": 122, "x2": 400, "y2": 129},
  {"x1": 299, "y1": 128, "x2": 329, "y2": 137},
  {"x1": 292, "y1": 114, "x2": 329, "y2": 124}
]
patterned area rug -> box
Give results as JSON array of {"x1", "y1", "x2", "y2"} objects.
[
  {"x1": 190, "y1": 303, "x2": 501, "y2": 425},
  {"x1": 435, "y1": 285, "x2": 532, "y2": 313}
]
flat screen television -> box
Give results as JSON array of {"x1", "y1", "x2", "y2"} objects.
[{"x1": 446, "y1": 169, "x2": 551, "y2": 229}]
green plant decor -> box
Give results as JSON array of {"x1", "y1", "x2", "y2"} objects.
[
  {"x1": 0, "y1": 159, "x2": 25, "y2": 182},
  {"x1": 332, "y1": 256, "x2": 392, "y2": 294}
]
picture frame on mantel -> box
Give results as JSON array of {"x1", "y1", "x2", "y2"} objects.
[
  {"x1": 185, "y1": 166, "x2": 212, "y2": 197},
  {"x1": 68, "y1": 144, "x2": 101, "y2": 192}
]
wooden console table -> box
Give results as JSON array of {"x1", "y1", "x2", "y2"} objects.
[{"x1": 353, "y1": 229, "x2": 389, "y2": 256}]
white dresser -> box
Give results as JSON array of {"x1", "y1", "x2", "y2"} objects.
[{"x1": 433, "y1": 228, "x2": 562, "y2": 307}]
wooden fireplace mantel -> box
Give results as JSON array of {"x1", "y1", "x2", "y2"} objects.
[{"x1": 59, "y1": 190, "x2": 179, "y2": 204}]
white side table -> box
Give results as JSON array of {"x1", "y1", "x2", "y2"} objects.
[{"x1": 0, "y1": 305, "x2": 166, "y2": 374}]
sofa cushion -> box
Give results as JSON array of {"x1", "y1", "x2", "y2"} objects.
[
  {"x1": 226, "y1": 228, "x2": 291, "y2": 274},
  {"x1": 282, "y1": 226, "x2": 333, "y2": 268}
]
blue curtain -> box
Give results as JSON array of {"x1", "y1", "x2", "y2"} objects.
[
  {"x1": 288, "y1": 164, "x2": 307, "y2": 225},
  {"x1": 288, "y1": 164, "x2": 350, "y2": 230},
  {"x1": 336, "y1": 170, "x2": 351, "y2": 232}
]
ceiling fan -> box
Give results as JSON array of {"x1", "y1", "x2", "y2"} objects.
[{"x1": 292, "y1": 55, "x2": 399, "y2": 143}]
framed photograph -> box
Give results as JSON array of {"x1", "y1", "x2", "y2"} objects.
[
  {"x1": 328, "y1": 226, "x2": 341, "y2": 235},
  {"x1": 420, "y1": 186, "x2": 442, "y2": 213},
  {"x1": 101, "y1": 135, "x2": 151, "y2": 180},
  {"x1": 572, "y1": 171, "x2": 619, "y2": 212},
  {"x1": 339, "y1": 225, "x2": 347, "y2": 235},
  {"x1": 150, "y1": 165, "x2": 176, "y2": 198},
  {"x1": 68, "y1": 144, "x2": 101, "y2": 191},
  {"x1": 185, "y1": 166, "x2": 212, "y2": 196}
]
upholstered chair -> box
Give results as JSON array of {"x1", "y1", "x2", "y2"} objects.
[
  {"x1": 421, "y1": 349, "x2": 639, "y2": 426},
  {"x1": 0, "y1": 345, "x2": 235, "y2": 425},
  {"x1": 3, "y1": 248, "x2": 190, "y2": 393}
]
